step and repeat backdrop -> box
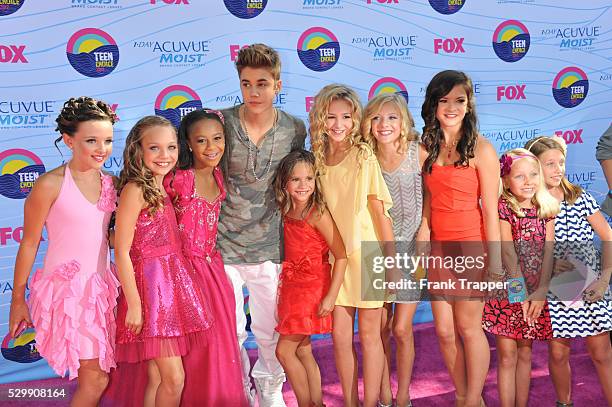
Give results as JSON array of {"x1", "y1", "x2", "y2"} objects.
[{"x1": 0, "y1": 0, "x2": 610, "y2": 383}]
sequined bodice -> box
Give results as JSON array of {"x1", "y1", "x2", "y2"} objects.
[
  {"x1": 130, "y1": 197, "x2": 182, "y2": 261},
  {"x1": 166, "y1": 168, "x2": 226, "y2": 259}
]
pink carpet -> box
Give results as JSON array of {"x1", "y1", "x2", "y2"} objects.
[{"x1": 0, "y1": 322, "x2": 607, "y2": 406}]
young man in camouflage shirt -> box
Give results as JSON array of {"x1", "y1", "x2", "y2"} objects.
[{"x1": 219, "y1": 44, "x2": 306, "y2": 407}]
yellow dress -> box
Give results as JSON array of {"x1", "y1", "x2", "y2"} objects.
[{"x1": 320, "y1": 145, "x2": 393, "y2": 308}]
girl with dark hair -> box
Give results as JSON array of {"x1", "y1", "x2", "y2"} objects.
[
  {"x1": 417, "y1": 70, "x2": 502, "y2": 407},
  {"x1": 9, "y1": 97, "x2": 119, "y2": 406},
  {"x1": 163, "y1": 108, "x2": 248, "y2": 406},
  {"x1": 272, "y1": 149, "x2": 347, "y2": 407}
]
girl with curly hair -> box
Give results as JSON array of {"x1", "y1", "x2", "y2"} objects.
[
  {"x1": 9, "y1": 96, "x2": 119, "y2": 406},
  {"x1": 112, "y1": 116, "x2": 213, "y2": 407},
  {"x1": 417, "y1": 70, "x2": 501, "y2": 407},
  {"x1": 310, "y1": 84, "x2": 394, "y2": 407}
]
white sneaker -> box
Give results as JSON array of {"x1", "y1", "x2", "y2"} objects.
[
  {"x1": 254, "y1": 376, "x2": 286, "y2": 407},
  {"x1": 245, "y1": 382, "x2": 256, "y2": 407}
]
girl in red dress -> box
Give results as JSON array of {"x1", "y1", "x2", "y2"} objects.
[{"x1": 272, "y1": 150, "x2": 347, "y2": 407}]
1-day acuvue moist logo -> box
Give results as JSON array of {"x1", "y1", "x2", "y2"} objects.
[
  {"x1": 428, "y1": 0, "x2": 465, "y2": 15},
  {"x1": 0, "y1": 0, "x2": 25, "y2": 16},
  {"x1": 66, "y1": 28, "x2": 119, "y2": 77},
  {"x1": 368, "y1": 77, "x2": 408, "y2": 103},
  {"x1": 223, "y1": 0, "x2": 267, "y2": 19},
  {"x1": 552, "y1": 67, "x2": 588, "y2": 108},
  {"x1": 154, "y1": 85, "x2": 202, "y2": 127},
  {"x1": 297, "y1": 27, "x2": 340, "y2": 72},
  {"x1": 492, "y1": 20, "x2": 530, "y2": 63}
]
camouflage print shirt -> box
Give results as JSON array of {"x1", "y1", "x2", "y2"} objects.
[{"x1": 218, "y1": 105, "x2": 307, "y2": 265}]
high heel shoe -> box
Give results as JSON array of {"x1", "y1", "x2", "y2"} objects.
[{"x1": 556, "y1": 402, "x2": 573, "y2": 407}]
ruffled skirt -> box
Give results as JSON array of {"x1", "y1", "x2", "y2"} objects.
[{"x1": 28, "y1": 260, "x2": 120, "y2": 380}]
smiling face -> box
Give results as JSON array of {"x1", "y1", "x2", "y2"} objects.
[
  {"x1": 187, "y1": 118, "x2": 225, "y2": 169},
  {"x1": 505, "y1": 158, "x2": 540, "y2": 205},
  {"x1": 140, "y1": 125, "x2": 178, "y2": 178},
  {"x1": 436, "y1": 84, "x2": 468, "y2": 132},
  {"x1": 63, "y1": 120, "x2": 113, "y2": 170},
  {"x1": 371, "y1": 102, "x2": 402, "y2": 147},
  {"x1": 538, "y1": 148, "x2": 565, "y2": 189},
  {"x1": 239, "y1": 66, "x2": 281, "y2": 114},
  {"x1": 285, "y1": 161, "x2": 315, "y2": 208},
  {"x1": 325, "y1": 98, "x2": 354, "y2": 144}
]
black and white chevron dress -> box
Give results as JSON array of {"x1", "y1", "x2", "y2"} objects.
[
  {"x1": 547, "y1": 192, "x2": 612, "y2": 338},
  {"x1": 381, "y1": 140, "x2": 423, "y2": 303}
]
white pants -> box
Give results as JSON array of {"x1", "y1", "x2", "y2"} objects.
[{"x1": 225, "y1": 261, "x2": 285, "y2": 388}]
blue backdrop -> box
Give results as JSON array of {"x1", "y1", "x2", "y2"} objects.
[{"x1": 0, "y1": 0, "x2": 610, "y2": 383}]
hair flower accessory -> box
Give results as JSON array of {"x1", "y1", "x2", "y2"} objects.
[
  {"x1": 202, "y1": 108, "x2": 225, "y2": 125},
  {"x1": 500, "y1": 154, "x2": 513, "y2": 177}
]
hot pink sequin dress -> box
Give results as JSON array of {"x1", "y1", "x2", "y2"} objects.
[
  {"x1": 165, "y1": 167, "x2": 248, "y2": 406},
  {"x1": 115, "y1": 195, "x2": 213, "y2": 362},
  {"x1": 28, "y1": 165, "x2": 119, "y2": 380}
]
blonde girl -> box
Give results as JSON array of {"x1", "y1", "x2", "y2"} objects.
[
  {"x1": 482, "y1": 148, "x2": 559, "y2": 407},
  {"x1": 362, "y1": 93, "x2": 422, "y2": 407},
  {"x1": 525, "y1": 136, "x2": 612, "y2": 407},
  {"x1": 310, "y1": 84, "x2": 395, "y2": 407}
]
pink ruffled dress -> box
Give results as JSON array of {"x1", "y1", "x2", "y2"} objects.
[
  {"x1": 28, "y1": 165, "x2": 120, "y2": 380},
  {"x1": 164, "y1": 167, "x2": 248, "y2": 406}
]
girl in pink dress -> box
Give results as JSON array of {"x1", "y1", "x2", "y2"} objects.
[
  {"x1": 113, "y1": 116, "x2": 213, "y2": 407},
  {"x1": 164, "y1": 108, "x2": 248, "y2": 406},
  {"x1": 9, "y1": 97, "x2": 119, "y2": 406}
]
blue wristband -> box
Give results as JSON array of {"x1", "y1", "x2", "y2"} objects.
[{"x1": 508, "y1": 277, "x2": 527, "y2": 303}]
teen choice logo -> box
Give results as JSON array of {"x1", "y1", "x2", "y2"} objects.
[
  {"x1": 1, "y1": 327, "x2": 41, "y2": 364},
  {"x1": 492, "y1": 20, "x2": 530, "y2": 63},
  {"x1": 66, "y1": 28, "x2": 119, "y2": 78},
  {"x1": 0, "y1": 149, "x2": 46, "y2": 200},
  {"x1": 509, "y1": 279, "x2": 524, "y2": 294},
  {"x1": 552, "y1": 67, "x2": 588, "y2": 108},
  {"x1": 223, "y1": 0, "x2": 267, "y2": 19},
  {"x1": 154, "y1": 85, "x2": 203, "y2": 128},
  {"x1": 0, "y1": 0, "x2": 25, "y2": 16},
  {"x1": 428, "y1": 0, "x2": 465, "y2": 15},
  {"x1": 368, "y1": 77, "x2": 409, "y2": 103},
  {"x1": 297, "y1": 27, "x2": 340, "y2": 72}
]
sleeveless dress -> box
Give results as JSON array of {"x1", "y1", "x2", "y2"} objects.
[
  {"x1": 381, "y1": 140, "x2": 423, "y2": 303},
  {"x1": 105, "y1": 195, "x2": 214, "y2": 407},
  {"x1": 547, "y1": 192, "x2": 612, "y2": 337},
  {"x1": 276, "y1": 209, "x2": 332, "y2": 335},
  {"x1": 319, "y1": 145, "x2": 392, "y2": 308},
  {"x1": 423, "y1": 163, "x2": 487, "y2": 298},
  {"x1": 28, "y1": 165, "x2": 119, "y2": 380},
  {"x1": 115, "y1": 196, "x2": 213, "y2": 362},
  {"x1": 164, "y1": 168, "x2": 248, "y2": 406},
  {"x1": 481, "y1": 199, "x2": 553, "y2": 340}
]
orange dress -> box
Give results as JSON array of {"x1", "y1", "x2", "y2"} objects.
[
  {"x1": 423, "y1": 163, "x2": 487, "y2": 297},
  {"x1": 276, "y1": 212, "x2": 332, "y2": 335}
]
